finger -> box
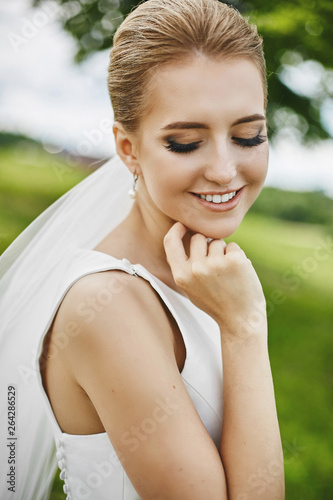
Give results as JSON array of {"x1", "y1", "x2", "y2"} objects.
[
  {"x1": 189, "y1": 233, "x2": 208, "y2": 259},
  {"x1": 224, "y1": 241, "x2": 247, "y2": 258},
  {"x1": 163, "y1": 222, "x2": 189, "y2": 268},
  {"x1": 207, "y1": 239, "x2": 227, "y2": 257}
]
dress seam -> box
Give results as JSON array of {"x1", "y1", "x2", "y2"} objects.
[{"x1": 181, "y1": 377, "x2": 222, "y2": 422}]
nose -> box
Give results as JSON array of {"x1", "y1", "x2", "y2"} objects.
[{"x1": 204, "y1": 141, "x2": 237, "y2": 186}]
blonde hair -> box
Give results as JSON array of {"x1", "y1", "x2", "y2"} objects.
[{"x1": 108, "y1": 0, "x2": 266, "y2": 133}]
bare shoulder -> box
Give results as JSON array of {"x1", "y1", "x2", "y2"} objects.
[
  {"x1": 58, "y1": 269, "x2": 164, "y2": 327},
  {"x1": 54, "y1": 269, "x2": 178, "y2": 371},
  {"x1": 50, "y1": 269, "x2": 227, "y2": 499}
]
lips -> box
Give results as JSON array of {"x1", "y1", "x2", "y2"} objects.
[
  {"x1": 190, "y1": 187, "x2": 244, "y2": 211},
  {"x1": 195, "y1": 191, "x2": 236, "y2": 204},
  {"x1": 191, "y1": 188, "x2": 241, "y2": 204}
]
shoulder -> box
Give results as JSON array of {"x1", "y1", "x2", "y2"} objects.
[
  {"x1": 52, "y1": 268, "x2": 177, "y2": 371},
  {"x1": 59, "y1": 269, "x2": 160, "y2": 323}
]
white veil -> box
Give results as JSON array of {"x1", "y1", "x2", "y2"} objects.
[{"x1": 0, "y1": 155, "x2": 133, "y2": 500}]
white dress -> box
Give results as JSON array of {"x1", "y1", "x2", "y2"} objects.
[{"x1": 36, "y1": 248, "x2": 223, "y2": 500}]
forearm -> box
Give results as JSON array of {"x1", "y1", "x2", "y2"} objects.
[{"x1": 219, "y1": 326, "x2": 284, "y2": 499}]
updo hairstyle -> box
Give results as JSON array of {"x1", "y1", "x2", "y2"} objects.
[{"x1": 108, "y1": 0, "x2": 266, "y2": 133}]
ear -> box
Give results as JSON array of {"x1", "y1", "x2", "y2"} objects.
[{"x1": 113, "y1": 122, "x2": 142, "y2": 175}]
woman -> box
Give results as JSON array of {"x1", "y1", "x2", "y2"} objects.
[{"x1": 0, "y1": 0, "x2": 284, "y2": 499}]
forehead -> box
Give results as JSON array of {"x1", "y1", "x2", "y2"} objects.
[{"x1": 141, "y1": 55, "x2": 265, "y2": 131}]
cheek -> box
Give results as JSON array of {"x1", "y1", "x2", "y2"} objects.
[
  {"x1": 142, "y1": 154, "x2": 199, "y2": 222},
  {"x1": 241, "y1": 146, "x2": 269, "y2": 185},
  {"x1": 143, "y1": 152, "x2": 196, "y2": 197}
]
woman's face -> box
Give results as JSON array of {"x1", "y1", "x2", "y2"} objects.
[{"x1": 131, "y1": 54, "x2": 269, "y2": 239}]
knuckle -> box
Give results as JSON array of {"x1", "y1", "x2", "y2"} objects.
[
  {"x1": 227, "y1": 252, "x2": 242, "y2": 264},
  {"x1": 209, "y1": 238, "x2": 225, "y2": 248},
  {"x1": 191, "y1": 260, "x2": 206, "y2": 277},
  {"x1": 191, "y1": 233, "x2": 205, "y2": 243},
  {"x1": 209, "y1": 258, "x2": 224, "y2": 272},
  {"x1": 163, "y1": 233, "x2": 172, "y2": 245},
  {"x1": 225, "y1": 241, "x2": 239, "y2": 250},
  {"x1": 173, "y1": 270, "x2": 188, "y2": 288}
]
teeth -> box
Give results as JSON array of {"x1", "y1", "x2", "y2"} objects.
[{"x1": 198, "y1": 191, "x2": 237, "y2": 203}]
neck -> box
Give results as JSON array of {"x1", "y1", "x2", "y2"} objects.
[
  {"x1": 95, "y1": 183, "x2": 192, "y2": 292},
  {"x1": 126, "y1": 196, "x2": 174, "y2": 269}
]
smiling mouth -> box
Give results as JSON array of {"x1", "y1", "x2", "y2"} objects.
[{"x1": 192, "y1": 189, "x2": 241, "y2": 204}]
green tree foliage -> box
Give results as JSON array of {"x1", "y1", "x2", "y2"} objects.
[
  {"x1": 33, "y1": 0, "x2": 333, "y2": 140},
  {"x1": 250, "y1": 186, "x2": 333, "y2": 229}
]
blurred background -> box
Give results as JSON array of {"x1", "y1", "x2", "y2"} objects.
[{"x1": 0, "y1": 0, "x2": 332, "y2": 498}]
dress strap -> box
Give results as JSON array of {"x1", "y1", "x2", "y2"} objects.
[{"x1": 35, "y1": 247, "x2": 222, "y2": 452}]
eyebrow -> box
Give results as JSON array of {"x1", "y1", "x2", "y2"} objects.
[
  {"x1": 161, "y1": 121, "x2": 209, "y2": 131},
  {"x1": 161, "y1": 114, "x2": 266, "y2": 131},
  {"x1": 233, "y1": 114, "x2": 266, "y2": 125}
]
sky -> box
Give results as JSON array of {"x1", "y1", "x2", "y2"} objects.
[{"x1": 1, "y1": 0, "x2": 333, "y2": 196}]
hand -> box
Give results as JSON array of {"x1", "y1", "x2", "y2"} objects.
[{"x1": 164, "y1": 222, "x2": 267, "y2": 339}]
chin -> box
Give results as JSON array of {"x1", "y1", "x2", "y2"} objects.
[{"x1": 186, "y1": 218, "x2": 243, "y2": 240}]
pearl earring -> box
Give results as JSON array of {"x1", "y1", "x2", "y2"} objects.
[{"x1": 128, "y1": 172, "x2": 138, "y2": 199}]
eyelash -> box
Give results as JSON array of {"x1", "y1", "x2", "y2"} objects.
[
  {"x1": 234, "y1": 133, "x2": 267, "y2": 148},
  {"x1": 165, "y1": 141, "x2": 201, "y2": 154},
  {"x1": 165, "y1": 133, "x2": 267, "y2": 154}
]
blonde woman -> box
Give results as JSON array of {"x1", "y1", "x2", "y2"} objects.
[{"x1": 0, "y1": 1, "x2": 284, "y2": 499}]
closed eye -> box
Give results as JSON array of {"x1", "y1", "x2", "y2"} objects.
[
  {"x1": 165, "y1": 140, "x2": 201, "y2": 154},
  {"x1": 233, "y1": 133, "x2": 267, "y2": 148}
]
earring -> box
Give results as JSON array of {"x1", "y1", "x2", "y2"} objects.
[{"x1": 128, "y1": 172, "x2": 138, "y2": 199}]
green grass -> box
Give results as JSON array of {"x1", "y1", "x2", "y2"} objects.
[
  {"x1": 1, "y1": 145, "x2": 332, "y2": 499},
  {"x1": 227, "y1": 215, "x2": 333, "y2": 499}
]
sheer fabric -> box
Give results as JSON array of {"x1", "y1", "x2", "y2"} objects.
[{"x1": 0, "y1": 156, "x2": 133, "y2": 500}]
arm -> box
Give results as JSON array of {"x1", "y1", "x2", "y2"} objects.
[
  {"x1": 220, "y1": 329, "x2": 284, "y2": 499},
  {"x1": 59, "y1": 270, "x2": 228, "y2": 500},
  {"x1": 164, "y1": 223, "x2": 285, "y2": 499}
]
